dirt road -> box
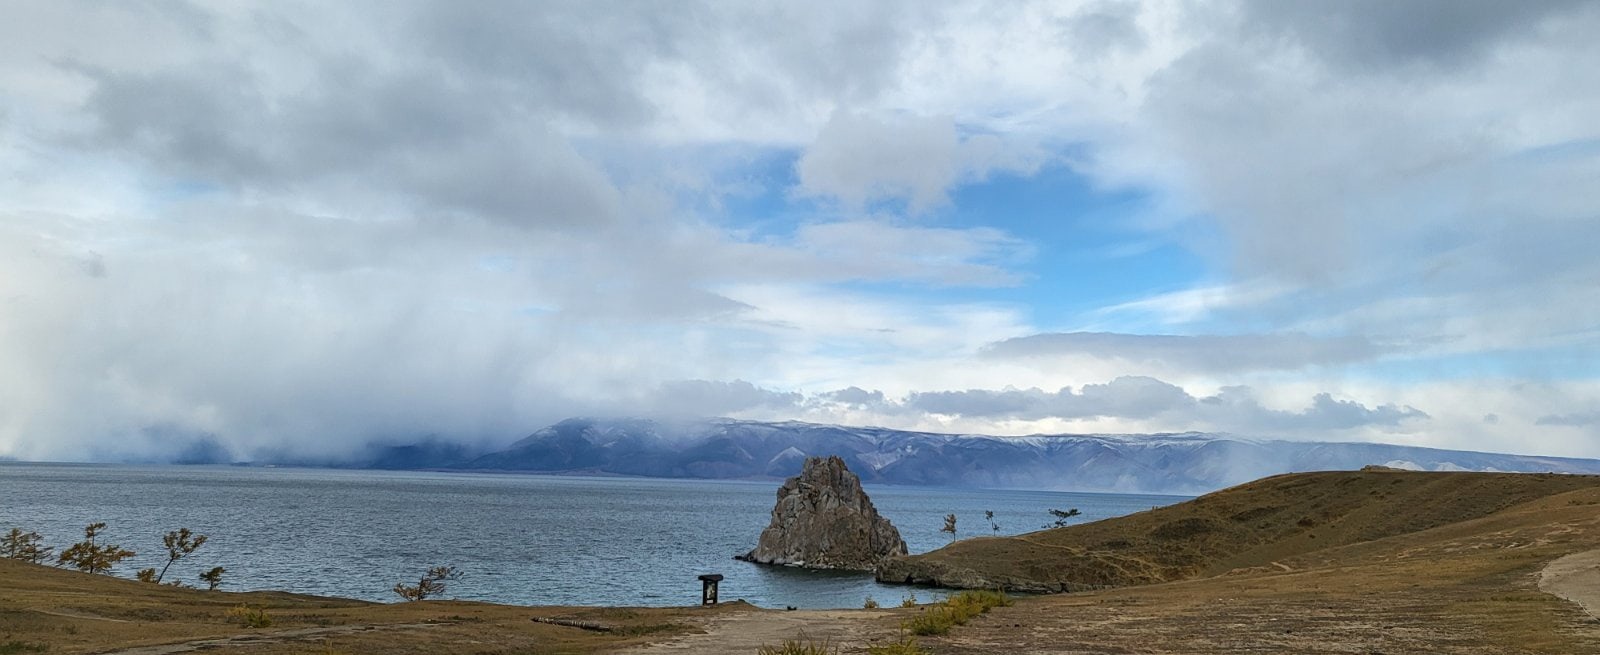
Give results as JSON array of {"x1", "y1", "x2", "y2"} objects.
[{"x1": 618, "y1": 608, "x2": 894, "y2": 654}]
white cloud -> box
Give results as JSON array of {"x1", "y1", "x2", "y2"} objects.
[
  {"x1": 1, "y1": 0, "x2": 1597, "y2": 464},
  {"x1": 794, "y1": 110, "x2": 1044, "y2": 212}
]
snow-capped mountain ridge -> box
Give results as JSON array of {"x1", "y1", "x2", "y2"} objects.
[{"x1": 439, "y1": 418, "x2": 1600, "y2": 495}]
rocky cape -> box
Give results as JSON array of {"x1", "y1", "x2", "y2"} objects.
[
  {"x1": 738, "y1": 455, "x2": 907, "y2": 570},
  {"x1": 274, "y1": 417, "x2": 1600, "y2": 496}
]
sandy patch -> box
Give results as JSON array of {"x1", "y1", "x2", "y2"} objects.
[{"x1": 1539, "y1": 548, "x2": 1600, "y2": 619}]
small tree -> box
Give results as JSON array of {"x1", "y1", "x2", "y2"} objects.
[
  {"x1": 2, "y1": 528, "x2": 53, "y2": 563},
  {"x1": 1044, "y1": 508, "x2": 1082, "y2": 529},
  {"x1": 984, "y1": 510, "x2": 999, "y2": 534},
  {"x1": 137, "y1": 568, "x2": 158, "y2": 583},
  {"x1": 154, "y1": 528, "x2": 208, "y2": 583},
  {"x1": 941, "y1": 514, "x2": 957, "y2": 542},
  {"x1": 393, "y1": 566, "x2": 461, "y2": 601},
  {"x1": 57, "y1": 522, "x2": 135, "y2": 574},
  {"x1": 199, "y1": 566, "x2": 226, "y2": 591}
]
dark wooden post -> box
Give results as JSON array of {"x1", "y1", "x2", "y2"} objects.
[{"x1": 698, "y1": 573, "x2": 724, "y2": 606}]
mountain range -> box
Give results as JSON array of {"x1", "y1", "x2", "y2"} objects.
[{"x1": 347, "y1": 418, "x2": 1600, "y2": 495}]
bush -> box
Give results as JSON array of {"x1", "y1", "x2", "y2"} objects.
[
  {"x1": 756, "y1": 637, "x2": 837, "y2": 655},
  {"x1": 899, "y1": 593, "x2": 918, "y2": 608},
  {"x1": 862, "y1": 595, "x2": 880, "y2": 609},
  {"x1": 901, "y1": 590, "x2": 1011, "y2": 636},
  {"x1": 949, "y1": 589, "x2": 1012, "y2": 611},
  {"x1": 226, "y1": 605, "x2": 273, "y2": 628},
  {"x1": 867, "y1": 636, "x2": 929, "y2": 655},
  {"x1": 903, "y1": 607, "x2": 958, "y2": 636}
]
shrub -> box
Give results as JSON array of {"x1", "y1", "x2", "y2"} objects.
[
  {"x1": 226, "y1": 605, "x2": 273, "y2": 628},
  {"x1": 867, "y1": 636, "x2": 929, "y2": 655},
  {"x1": 862, "y1": 595, "x2": 880, "y2": 609},
  {"x1": 899, "y1": 593, "x2": 918, "y2": 608},
  {"x1": 949, "y1": 589, "x2": 1012, "y2": 611},
  {"x1": 903, "y1": 607, "x2": 957, "y2": 636},
  {"x1": 756, "y1": 636, "x2": 837, "y2": 655},
  {"x1": 901, "y1": 590, "x2": 1011, "y2": 636}
]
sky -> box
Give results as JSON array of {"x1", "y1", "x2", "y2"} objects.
[{"x1": 2, "y1": 0, "x2": 1598, "y2": 463}]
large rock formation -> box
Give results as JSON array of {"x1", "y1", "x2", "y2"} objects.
[{"x1": 738, "y1": 455, "x2": 908, "y2": 570}]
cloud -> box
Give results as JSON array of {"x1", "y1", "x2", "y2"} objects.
[
  {"x1": 819, "y1": 387, "x2": 886, "y2": 407},
  {"x1": 1535, "y1": 411, "x2": 1600, "y2": 427},
  {"x1": 0, "y1": 1, "x2": 1596, "y2": 464},
  {"x1": 903, "y1": 377, "x2": 1427, "y2": 433},
  {"x1": 983, "y1": 331, "x2": 1390, "y2": 373},
  {"x1": 647, "y1": 380, "x2": 804, "y2": 417},
  {"x1": 795, "y1": 110, "x2": 1044, "y2": 212},
  {"x1": 1238, "y1": 0, "x2": 1589, "y2": 73},
  {"x1": 1202, "y1": 388, "x2": 1429, "y2": 431}
]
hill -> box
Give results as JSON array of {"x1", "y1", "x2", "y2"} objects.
[{"x1": 877, "y1": 469, "x2": 1600, "y2": 591}]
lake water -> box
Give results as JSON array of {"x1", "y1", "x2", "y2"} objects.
[{"x1": 0, "y1": 462, "x2": 1183, "y2": 608}]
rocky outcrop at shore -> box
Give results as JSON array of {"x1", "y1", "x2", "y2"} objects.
[{"x1": 738, "y1": 455, "x2": 907, "y2": 570}]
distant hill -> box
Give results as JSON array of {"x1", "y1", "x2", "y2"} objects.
[
  {"x1": 877, "y1": 469, "x2": 1600, "y2": 591},
  {"x1": 352, "y1": 417, "x2": 1600, "y2": 495}
]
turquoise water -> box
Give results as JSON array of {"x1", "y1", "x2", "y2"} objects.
[{"x1": 0, "y1": 462, "x2": 1182, "y2": 608}]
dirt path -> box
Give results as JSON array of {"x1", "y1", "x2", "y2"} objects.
[
  {"x1": 1539, "y1": 548, "x2": 1600, "y2": 620},
  {"x1": 616, "y1": 609, "x2": 893, "y2": 654},
  {"x1": 93, "y1": 622, "x2": 444, "y2": 655}
]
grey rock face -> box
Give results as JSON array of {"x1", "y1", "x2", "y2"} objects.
[{"x1": 739, "y1": 455, "x2": 908, "y2": 570}]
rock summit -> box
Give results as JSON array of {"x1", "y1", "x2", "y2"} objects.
[{"x1": 738, "y1": 455, "x2": 908, "y2": 570}]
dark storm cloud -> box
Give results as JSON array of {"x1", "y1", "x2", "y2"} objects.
[
  {"x1": 74, "y1": 59, "x2": 623, "y2": 229},
  {"x1": 982, "y1": 332, "x2": 1389, "y2": 373}
]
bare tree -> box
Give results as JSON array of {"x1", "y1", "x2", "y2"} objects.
[
  {"x1": 1044, "y1": 508, "x2": 1082, "y2": 529},
  {"x1": 2, "y1": 528, "x2": 53, "y2": 563},
  {"x1": 393, "y1": 566, "x2": 462, "y2": 601},
  {"x1": 199, "y1": 566, "x2": 226, "y2": 591},
  {"x1": 57, "y1": 522, "x2": 135, "y2": 574},
  {"x1": 155, "y1": 528, "x2": 208, "y2": 583}
]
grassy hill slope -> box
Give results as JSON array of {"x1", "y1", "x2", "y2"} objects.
[{"x1": 877, "y1": 469, "x2": 1600, "y2": 591}]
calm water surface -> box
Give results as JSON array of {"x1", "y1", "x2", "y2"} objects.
[{"x1": 0, "y1": 463, "x2": 1183, "y2": 608}]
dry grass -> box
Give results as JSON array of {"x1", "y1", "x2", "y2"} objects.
[
  {"x1": 0, "y1": 557, "x2": 714, "y2": 655},
  {"x1": 880, "y1": 470, "x2": 1600, "y2": 591}
]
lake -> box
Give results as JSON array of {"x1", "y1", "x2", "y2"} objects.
[{"x1": 0, "y1": 462, "x2": 1184, "y2": 608}]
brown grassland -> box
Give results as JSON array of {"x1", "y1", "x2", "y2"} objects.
[{"x1": 5, "y1": 469, "x2": 1600, "y2": 654}]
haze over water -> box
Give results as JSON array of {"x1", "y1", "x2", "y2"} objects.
[{"x1": 0, "y1": 462, "x2": 1182, "y2": 608}]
